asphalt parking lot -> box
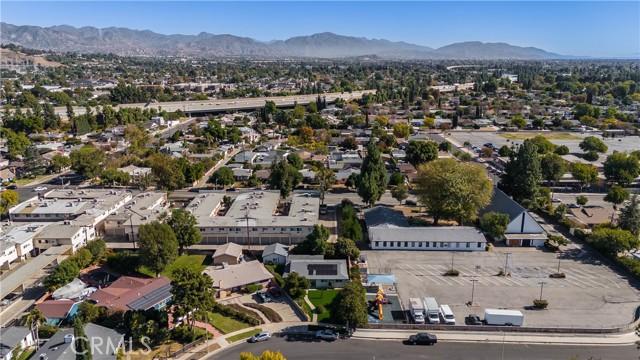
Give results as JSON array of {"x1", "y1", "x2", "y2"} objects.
[
  {"x1": 364, "y1": 248, "x2": 640, "y2": 328},
  {"x1": 450, "y1": 131, "x2": 640, "y2": 156}
]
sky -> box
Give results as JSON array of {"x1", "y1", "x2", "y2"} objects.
[{"x1": 1, "y1": 1, "x2": 639, "y2": 57}]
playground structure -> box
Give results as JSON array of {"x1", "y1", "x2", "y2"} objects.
[{"x1": 368, "y1": 286, "x2": 389, "y2": 320}]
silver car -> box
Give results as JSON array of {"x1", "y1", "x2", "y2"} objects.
[{"x1": 249, "y1": 331, "x2": 271, "y2": 343}]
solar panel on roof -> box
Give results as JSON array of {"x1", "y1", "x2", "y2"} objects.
[
  {"x1": 127, "y1": 283, "x2": 172, "y2": 311},
  {"x1": 308, "y1": 264, "x2": 338, "y2": 276}
]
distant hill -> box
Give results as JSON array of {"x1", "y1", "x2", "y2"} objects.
[{"x1": 0, "y1": 23, "x2": 570, "y2": 59}]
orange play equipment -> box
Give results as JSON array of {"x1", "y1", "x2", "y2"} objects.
[{"x1": 368, "y1": 287, "x2": 389, "y2": 320}]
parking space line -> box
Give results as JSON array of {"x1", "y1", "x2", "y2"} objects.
[{"x1": 563, "y1": 268, "x2": 610, "y2": 288}]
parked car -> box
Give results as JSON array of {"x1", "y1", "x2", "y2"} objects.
[
  {"x1": 552, "y1": 198, "x2": 562, "y2": 203},
  {"x1": 226, "y1": 187, "x2": 237, "y2": 192},
  {"x1": 249, "y1": 331, "x2": 271, "y2": 343},
  {"x1": 6, "y1": 184, "x2": 17, "y2": 189},
  {"x1": 465, "y1": 314, "x2": 483, "y2": 325},
  {"x1": 33, "y1": 186, "x2": 47, "y2": 192},
  {"x1": 569, "y1": 203, "x2": 580, "y2": 208},
  {"x1": 320, "y1": 204, "x2": 328, "y2": 214},
  {"x1": 315, "y1": 329, "x2": 339, "y2": 341},
  {"x1": 405, "y1": 199, "x2": 417, "y2": 206},
  {"x1": 407, "y1": 332, "x2": 437, "y2": 345},
  {"x1": 257, "y1": 290, "x2": 272, "y2": 303}
]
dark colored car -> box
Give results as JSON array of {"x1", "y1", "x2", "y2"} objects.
[
  {"x1": 465, "y1": 314, "x2": 482, "y2": 325},
  {"x1": 226, "y1": 187, "x2": 237, "y2": 192},
  {"x1": 405, "y1": 199, "x2": 417, "y2": 206},
  {"x1": 407, "y1": 332, "x2": 437, "y2": 345},
  {"x1": 6, "y1": 184, "x2": 17, "y2": 189}
]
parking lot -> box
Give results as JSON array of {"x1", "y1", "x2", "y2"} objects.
[
  {"x1": 450, "y1": 131, "x2": 640, "y2": 156},
  {"x1": 364, "y1": 248, "x2": 640, "y2": 328}
]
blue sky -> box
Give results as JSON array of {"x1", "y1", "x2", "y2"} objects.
[{"x1": 2, "y1": 1, "x2": 639, "y2": 57}]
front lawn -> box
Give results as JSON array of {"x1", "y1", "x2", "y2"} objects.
[
  {"x1": 308, "y1": 289, "x2": 340, "y2": 323},
  {"x1": 207, "y1": 312, "x2": 251, "y2": 334},
  {"x1": 498, "y1": 132, "x2": 581, "y2": 140},
  {"x1": 16, "y1": 348, "x2": 35, "y2": 360},
  {"x1": 140, "y1": 254, "x2": 209, "y2": 279}
]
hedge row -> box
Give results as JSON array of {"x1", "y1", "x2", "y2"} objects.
[
  {"x1": 225, "y1": 304, "x2": 264, "y2": 324},
  {"x1": 243, "y1": 303, "x2": 283, "y2": 323},
  {"x1": 212, "y1": 303, "x2": 261, "y2": 326}
]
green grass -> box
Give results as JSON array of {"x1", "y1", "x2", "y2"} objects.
[
  {"x1": 308, "y1": 289, "x2": 340, "y2": 323},
  {"x1": 16, "y1": 349, "x2": 35, "y2": 360},
  {"x1": 226, "y1": 328, "x2": 262, "y2": 343},
  {"x1": 140, "y1": 254, "x2": 208, "y2": 279},
  {"x1": 498, "y1": 132, "x2": 581, "y2": 140},
  {"x1": 207, "y1": 312, "x2": 251, "y2": 334}
]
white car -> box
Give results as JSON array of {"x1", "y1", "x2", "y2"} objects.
[
  {"x1": 315, "y1": 329, "x2": 339, "y2": 341},
  {"x1": 33, "y1": 186, "x2": 48, "y2": 192},
  {"x1": 249, "y1": 331, "x2": 271, "y2": 343}
]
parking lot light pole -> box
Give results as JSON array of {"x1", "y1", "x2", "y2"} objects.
[
  {"x1": 451, "y1": 252, "x2": 455, "y2": 271},
  {"x1": 538, "y1": 281, "x2": 547, "y2": 301},
  {"x1": 470, "y1": 279, "x2": 478, "y2": 306},
  {"x1": 557, "y1": 258, "x2": 561, "y2": 274},
  {"x1": 504, "y1": 252, "x2": 512, "y2": 274}
]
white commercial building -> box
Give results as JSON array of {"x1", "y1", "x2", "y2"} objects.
[
  {"x1": 187, "y1": 190, "x2": 319, "y2": 245},
  {"x1": 104, "y1": 192, "x2": 168, "y2": 240}
]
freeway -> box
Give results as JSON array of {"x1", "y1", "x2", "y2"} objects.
[
  {"x1": 210, "y1": 337, "x2": 635, "y2": 360},
  {"x1": 53, "y1": 91, "x2": 374, "y2": 119}
]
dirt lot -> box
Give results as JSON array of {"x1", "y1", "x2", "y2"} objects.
[{"x1": 364, "y1": 247, "x2": 640, "y2": 328}]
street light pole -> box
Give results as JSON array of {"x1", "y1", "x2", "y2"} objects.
[
  {"x1": 451, "y1": 252, "x2": 455, "y2": 271},
  {"x1": 557, "y1": 258, "x2": 561, "y2": 274},
  {"x1": 538, "y1": 281, "x2": 547, "y2": 301}
]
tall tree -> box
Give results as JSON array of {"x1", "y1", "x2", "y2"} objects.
[
  {"x1": 269, "y1": 160, "x2": 302, "y2": 198},
  {"x1": 315, "y1": 165, "x2": 335, "y2": 205},
  {"x1": 283, "y1": 272, "x2": 310, "y2": 299},
  {"x1": 415, "y1": 158, "x2": 493, "y2": 225},
  {"x1": 70, "y1": 145, "x2": 105, "y2": 180},
  {"x1": 333, "y1": 280, "x2": 368, "y2": 329},
  {"x1": 357, "y1": 141, "x2": 387, "y2": 207},
  {"x1": 480, "y1": 212, "x2": 510, "y2": 239},
  {"x1": 499, "y1": 140, "x2": 542, "y2": 208},
  {"x1": 149, "y1": 154, "x2": 185, "y2": 191},
  {"x1": 74, "y1": 317, "x2": 92, "y2": 360},
  {"x1": 170, "y1": 267, "x2": 215, "y2": 329},
  {"x1": 286, "y1": 152, "x2": 304, "y2": 170},
  {"x1": 292, "y1": 224, "x2": 329, "y2": 255},
  {"x1": 579, "y1": 136, "x2": 608, "y2": 153},
  {"x1": 138, "y1": 221, "x2": 178, "y2": 277},
  {"x1": 405, "y1": 140, "x2": 438, "y2": 167},
  {"x1": 391, "y1": 183, "x2": 409, "y2": 204},
  {"x1": 570, "y1": 162, "x2": 599, "y2": 191},
  {"x1": 0, "y1": 190, "x2": 19, "y2": 215},
  {"x1": 603, "y1": 152, "x2": 640, "y2": 185},
  {"x1": 619, "y1": 195, "x2": 640, "y2": 237},
  {"x1": 209, "y1": 167, "x2": 234, "y2": 188},
  {"x1": 168, "y1": 209, "x2": 202, "y2": 255}
]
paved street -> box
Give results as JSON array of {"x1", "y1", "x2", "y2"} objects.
[{"x1": 210, "y1": 337, "x2": 637, "y2": 360}]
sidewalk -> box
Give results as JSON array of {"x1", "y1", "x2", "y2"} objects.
[{"x1": 352, "y1": 328, "x2": 640, "y2": 346}]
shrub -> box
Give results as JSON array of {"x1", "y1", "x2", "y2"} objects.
[
  {"x1": 243, "y1": 303, "x2": 283, "y2": 323},
  {"x1": 533, "y1": 299, "x2": 549, "y2": 309},
  {"x1": 544, "y1": 240, "x2": 560, "y2": 252},
  {"x1": 497, "y1": 269, "x2": 507, "y2": 277},
  {"x1": 38, "y1": 323, "x2": 58, "y2": 339},
  {"x1": 212, "y1": 303, "x2": 261, "y2": 326},
  {"x1": 316, "y1": 305, "x2": 327, "y2": 314},
  {"x1": 226, "y1": 304, "x2": 264, "y2": 324},
  {"x1": 171, "y1": 325, "x2": 207, "y2": 344},
  {"x1": 549, "y1": 273, "x2": 566, "y2": 279},
  {"x1": 443, "y1": 269, "x2": 460, "y2": 276},
  {"x1": 246, "y1": 284, "x2": 262, "y2": 293}
]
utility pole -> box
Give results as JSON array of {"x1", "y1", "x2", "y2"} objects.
[
  {"x1": 557, "y1": 258, "x2": 561, "y2": 274},
  {"x1": 470, "y1": 279, "x2": 478, "y2": 306},
  {"x1": 538, "y1": 281, "x2": 547, "y2": 301},
  {"x1": 450, "y1": 252, "x2": 455, "y2": 271},
  {"x1": 127, "y1": 208, "x2": 145, "y2": 250}
]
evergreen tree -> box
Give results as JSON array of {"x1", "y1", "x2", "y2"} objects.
[
  {"x1": 73, "y1": 317, "x2": 92, "y2": 360},
  {"x1": 358, "y1": 140, "x2": 387, "y2": 207},
  {"x1": 499, "y1": 140, "x2": 542, "y2": 208},
  {"x1": 619, "y1": 195, "x2": 640, "y2": 237}
]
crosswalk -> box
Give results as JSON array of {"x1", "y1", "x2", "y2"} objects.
[{"x1": 395, "y1": 263, "x2": 623, "y2": 289}]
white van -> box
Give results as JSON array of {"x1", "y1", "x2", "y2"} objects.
[{"x1": 439, "y1": 304, "x2": 455, "y2": 325}]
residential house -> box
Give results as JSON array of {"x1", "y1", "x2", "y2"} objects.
[
  {"x1": 35, "y1": 323, "x2": 123, "y2": 360},
  {"x1": 34, "y1": 223, "x2": 96, "y2": 253},
  {"x1": 284, "y1": 256, "x2": 349, "y2": 289},
  {"x1": 0, "y1": 168, "x2": 15, "y2": 182},
  {"x1": 203, "y1": 260, "x2": 273, "y2": 296},
  {"x1": 0, "y1": 223, "x2": 47, "y2": 268},
  {"x1": 480, "y1": 188, "x2": 547, "y2": 247},
  {"x1": 117, "y1": 165, "x2": 152, "y2": 178},
  {"x1": 262, "y1": 243, "x2": 288, "y2": 265},
  {"x1": 569, "y1": 206, "x2": 614, "y2": 227},
  {"x1": 232, "y1": 168, "x2": 252, "y2": 181},
  {"x1": 35, "y1": 300, "x2": 81, "y2": 325},
  {"x1": 88, "y1": 276, "x2": 172, "y2": 312},
  {"x1": 335, "y1": 168, "x2": 360, "y2": 184},
  {"x1": 212, "y1": 242, "x2": 243, "y2": 265},
  {"x1": 0, "y1": 327, "x2": 34, "y2": 360}
]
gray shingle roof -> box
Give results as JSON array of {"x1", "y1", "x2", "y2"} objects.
[
  {"x1": 35, "y1": 323, "x2": 123, "y2": 360},
  {"x1": 363, "y1": 206, "x2": 409, "y2": 228},
  {"x1": 480, "y1": 188, "x2": 526, "y2": 221},
  {"x1": 263, "y1": 243, "x2": 288, "y2": 258},
  {"x1": 286, "y1": 259, "x2": 349, "y2": 281},
  {"x1": 369, "y1": 226, "x2": 487, "y2": 244},
  {"x1": 0, "y1": 327, "x2": 30, "y2": 358}
]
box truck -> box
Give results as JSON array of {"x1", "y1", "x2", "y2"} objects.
[
  {"x1": 409, "y1": 298, "x2": 425, "y2": 324},
  {"x1": 483, "y1": 309, "x2": 524, "y2": 326},
  {"x1": 422, "y1": 297, "x2": 440, "y2": 324}
]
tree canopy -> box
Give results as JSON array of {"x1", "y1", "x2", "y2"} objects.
[
  {"x1": 619, "y1": 195, "x2": 640, "y2": 236},
  {"x1": 283, "y1": 272, "x2": 310, "y2": 299},
  {"x1": 405, "y1": 140, "x2": 438, "y2": 167},
  {"x1": 480, "y1": 212, "x2": 510, "y2": 239},
  {"x1": 603, "y1": 152, "x2": 640, "y2": 185},
  {"x1": 333, "y1": 280, "x2": 368, "y2": 329},
  {"x1": 415, "y1": 158, "x2": 493, "y2": 225},
  {"x1": 171, "y1": 267, "x2": 215, "y2": 328},
  {"x1": 138, "y1": 221, "x2": 178, "y2": 277},
  {"x1": 499, "y1": 140, "x2": 542, "y2": 208},
  {"x1": 269, "y1": 160, "x2": 302, "y2": 198},
  {"x1": 70, "y1": 145, "x2": 105, "y2": 179},
  {"x1": 168, "y1": 208, "x2": 202, "y2": 255},
  {"x1": 579, "y1": 136, "x2": 608, "y2": 153},
  {"x1": 209, "y1": 167, "x2": 235, "y2": 187},
  {"x1": 357, "y1": 141, "x2": 387, "y2": 207}
]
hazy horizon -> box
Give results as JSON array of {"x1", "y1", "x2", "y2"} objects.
[{"x1": 2, "y1": 1, "x2": 639, "y2": 57}]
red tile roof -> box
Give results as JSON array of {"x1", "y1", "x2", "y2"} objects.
[
  {"x1": 88, "y1": 276, "x2": 171, "y2": 311},
  {"x1": 36, "y1": 300, "x2": 77, "y2": 319}
]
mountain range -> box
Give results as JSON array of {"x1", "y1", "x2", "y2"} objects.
[{"x1": 0, "y1": 22, "x2": 569, "y2": 60}]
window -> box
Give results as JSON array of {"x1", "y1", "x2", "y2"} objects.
[
  {"x1": 418, "y1": 242, "x2": 423, "y2": 248},
  {"x1": 404, "y1": 241, "x2": 408, "y2": 247},
  {"x1": 297, "y1": 228, "x2": 302, "y2": 232},
  {"x1": 375, "y1": 242, "x2": 380, "y2": 248},
  {"x1": 466, "y1": 242, "x2": 470, "y2": 248},
  {"x1": 383, "y1": 241, "x2": 387, "y2": 247},
  {"x1": 252, "y1": 228, "x2": 257, "y2": 232},
  {"x1": 477, "y1": 242, "x2": 482, "y2": 248}
]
